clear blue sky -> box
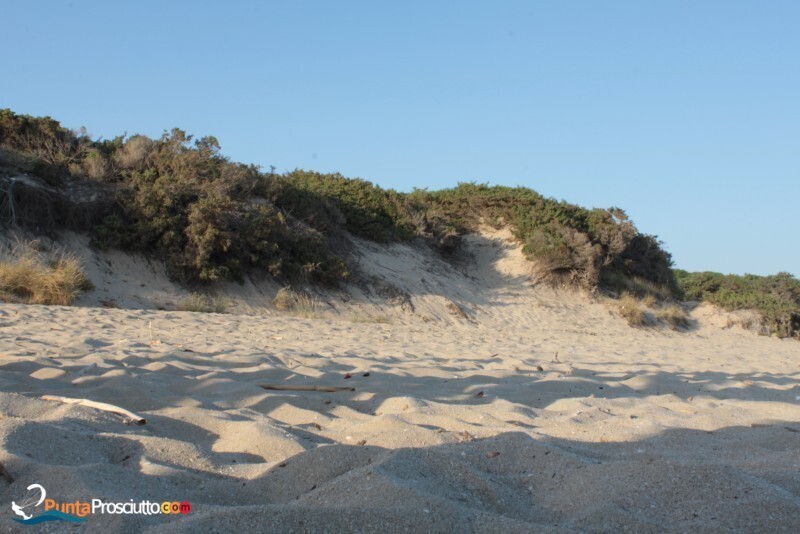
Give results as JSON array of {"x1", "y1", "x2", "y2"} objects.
[{"x1": 3, "y1": 1, "x2": 798, "y2": 275}]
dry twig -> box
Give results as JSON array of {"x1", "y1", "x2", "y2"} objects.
[{"x1": 41, "y1": 395, "x2": 146, "y2": 425}]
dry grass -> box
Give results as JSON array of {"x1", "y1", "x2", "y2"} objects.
[
  {"x1": 176, "y1": 292, "x2": 227, "y2": 313},
  {"x1": 614, "y1": 293, "x2": 692, "y2": 331},
  {"x1": 82, "y1": 152, "x2": 109, "y2": 180},
  {"x1": 273, "y1": 287, "x2": 296, "y2": 311},
  {"x1": 725, "y1": 311, "x2": 767, "y2": 335},
  {"x1": 273, "y1": 287, "x2": 323, "y2": 318},
  {"x1": 113, "y1": 135, "x2": 154, "y2": 170},
  {"x1": 602, "y1": 271, "x2": 675, "y2": 301},
  {"x1": 294, "y1": 293, "x2": 323, "y2": 318},
  {"x1": 640, "y1": 293, "x2": 658, "y2": 309},
  {"x1": 617, "y1": 294, "x2": 648, "y2": 327},
  {"x1": 656, "y1": 304, "x2": 690, "y2": 330},
  {"x1": 0, "y1": 240, "x2": 92, "y2": 305}
]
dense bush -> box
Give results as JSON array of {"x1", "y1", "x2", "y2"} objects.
[
  {"x1": 92, "y1": 130, "x2": 349, "y2": 284},
  {"x1": 414, "y1": 183, "x2": 677, "y2": 294},
  {"x1": 0, "y1": 109, "x2": 91, "y2": 184},
  {"x1": 276, "y1": 170, "x2": 416, "y2": 242},
  {"x1": 1, "y1": 109, "x2": 677, "y2": 294},
  {"x1": 675, "y1": 270, "x2": 800, "y2": 339}
]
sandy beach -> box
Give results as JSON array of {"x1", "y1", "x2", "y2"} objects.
[{"x1": 1, "y1": 230, "x2": 799, "y2": 532}]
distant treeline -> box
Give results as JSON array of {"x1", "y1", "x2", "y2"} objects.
[{"x1": 1, "y1": 109, "x2": 797, "y2": 337}]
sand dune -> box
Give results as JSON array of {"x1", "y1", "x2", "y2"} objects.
[{"x1": 1, "y1": 229, "x2": 799, "y2": 531}]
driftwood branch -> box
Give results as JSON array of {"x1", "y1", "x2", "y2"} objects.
[
  {"x1": 260, "y1": 385, "x2": 355, "y2": 393},
  {"x1": 41, "y1": 395, "x2": 146, "y2": 425},
  {"x1": 0, "y1": 461, "x2": 14, "y2": 483}
]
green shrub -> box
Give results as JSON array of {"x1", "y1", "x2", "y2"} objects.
[
  {"x1": 277, "y1": 170, "x2": 416, "y2": 242},
  {"x1": 91, "y1": 131, "x2": 349, "y2": 285},
  {"x1": 675, "y1": 270, "x2": 800, "y2": 339},
  {"x1": 416, "y1": 183, "x2": 676, "y2": 293},
  {"x1": 0, "y1": 109, "x2": 91, "y2": 185}
]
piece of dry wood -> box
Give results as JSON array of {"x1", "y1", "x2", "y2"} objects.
[
  {"x1": 41, "y1": 395, "x2": 146, "y2": 425},
  {"x1": 260, "y1": 385, "x2": 355, "y2": 393},
  {"x1": 0, "y1": 461, "x2": 14, "y2": 483}
]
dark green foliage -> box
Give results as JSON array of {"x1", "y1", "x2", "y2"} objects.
[
  {"x1": 412, "y1": 183, "x2": 676, "y2": 293},
  {"x1": 278, "y1": 170, "x2": 416, "y2": 242},
  {"x1": 675, "y1": 270, "x2": 800, "y2": 339},
  {"x1": 616, "y1": 234, "x2": 680, "y2": 295},
  {"x1": 91, "y1": 132, "x2": 349, "y2": 284}
]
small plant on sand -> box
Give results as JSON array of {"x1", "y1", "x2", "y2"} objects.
[
  {"x1": 617, "y1": 293, "x2": 648, "y2": 327},
  {"x1": 176, "y1": 292, "x2": 227, "y2": 313},
  {"x1": 294, "y1": 293, "x2": 323, "y2": 318},
  {"x1": 656, "y1": 304, "x2": 690, "y2": 330},
  {"x1": 725, "y1": 312, "x2": 767, "y2": 335},
  {"x1": 273, "y1": 287, "x2": 296, "y2": 311},
  {"x1": 273, "y1": 287, "x2": 324, "y2": 318},
  {"x1": 614, "y1": 293, "x2": 691, "y2": 331},
  {"x1": 0, "y1": 240, "x2": 92, "y2": 305}
]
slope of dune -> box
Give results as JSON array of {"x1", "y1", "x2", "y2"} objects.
[{"x1": 1, "y1": 228, "x2": 799, "y2": 532}]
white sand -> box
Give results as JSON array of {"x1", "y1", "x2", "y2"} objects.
[{"x1": 1, "y1": 229, "x2": 799, "y2": 532}]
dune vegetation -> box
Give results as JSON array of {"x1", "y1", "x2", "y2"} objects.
[
  {"x1": 0, "y1": 110, "x2": 676, "y2": 290},
  {"x1": 176, "y1": 292, "x2": 228, "y2": 314},
  {"x1": 675, "y1": 270, "x2": 800, "y2": 338},
  {"x1": 1, "y1": 109, "x2": 798, "y2": 337}
]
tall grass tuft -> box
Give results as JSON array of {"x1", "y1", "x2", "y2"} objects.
[
  {"x1": 656, "y1": 304, "x2": 690, "y2": 330},
  {"x1": 617, "y1": 293, "x2": 648, "y2": 327},
  {"x1": 273, "y1": 287, "x2": 323, "y2": 318},
  {"x1": 0, "y1": 240, "x2": 92, "y2": 305},
  {"x1": 176, "y1": 292, "x2": 227, "y2": 313}
]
